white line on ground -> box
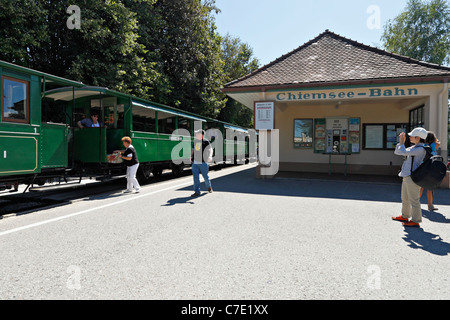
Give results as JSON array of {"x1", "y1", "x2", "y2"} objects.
[
  {"x1": 0, "y1": 180, "x2": 192, "y2": 237},
  {"x1": 0, "y1": 163, "x2": 257, "y2": 237}
]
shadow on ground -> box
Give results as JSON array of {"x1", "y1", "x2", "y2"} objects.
[
  {"x1": 403, "y1": 226, "x2": 450, "y2": 256},
  {"x1": 175, "y1": 166, "x2": 450, "y2": 205}
]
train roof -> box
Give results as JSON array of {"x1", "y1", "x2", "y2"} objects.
[
  {"x1": 44, "y1": 86, "x2": 252, "y2": 132},
  {"x1": 0, "y1": 60, "x2": 251, "y2": 132},
  {"x1": 0, "y1": 60, "x2": 85, "y2": 87}
]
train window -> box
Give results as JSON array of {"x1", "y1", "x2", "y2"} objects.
[
  {"x1": 177, "y1": 117, "x2": 191, "y2": 133},
  {"x1": 132, "y1": 105, "x2": 156, "y2": 132},
  {"x1": 103, "y1": 106, "x2": 115, "y2": 127},
  {"x1": 2, "y1": 76, "x2": 29, "y2": 123},
  {"x1": 116, "y1": 104, "x2": 125, "y2": 129},
  {"x1": 91, "y1": 97, "x2": 118, "y2": 128},
  {"x1": 42, "y1": 99, "x2": 67, "y2": 123},
  {"x1": 158, "y1": 111, "x2": 176, "y2": 134}
]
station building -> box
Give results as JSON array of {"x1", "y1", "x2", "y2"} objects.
[{"x1": 222, "y1": 30, "x2": 450, "y2": 180}]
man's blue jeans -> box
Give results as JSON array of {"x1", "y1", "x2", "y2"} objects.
[{"x1": 192, "y1": 162, "x2": 211, "y2": 194}]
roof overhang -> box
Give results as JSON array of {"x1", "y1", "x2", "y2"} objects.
[
  {"x1": 222, "y1": 76, "x2": 450, "y2": 94},
  {"x1": 223, "y1": 77, "x2": 449, "y2": 109}
]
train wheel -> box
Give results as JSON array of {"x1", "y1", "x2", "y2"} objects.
[
  {"x1": 152, "y1": 167, "x2": 163, "y2": 178},
  {"x1": 137, "y1": 165, "x2": 152, "y2": 183},
  {"x1": 171, "y1": 163, "x2": 184, "y2": 177}
]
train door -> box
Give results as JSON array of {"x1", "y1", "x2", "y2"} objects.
[
  {"x1": 99, "y1": 98, "x2": 126, "y2": 155},
  {"x1": 72, "y1": 96, "x2": 124, "y2": 164},
  {"x1": 40, "y1": 98, "x2": 70, "y2": 169}
]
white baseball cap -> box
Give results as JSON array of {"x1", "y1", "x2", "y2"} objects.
[{"x1": 408, "y1": 127, "x2": 428, "y2": 140}]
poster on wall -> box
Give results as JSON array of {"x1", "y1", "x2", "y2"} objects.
[
  {"x1": 364, "y1": 125, "x2": 384, "y2": 149},
  {"x1": 254, "y1": 101, "x2": 274, "y2": 130},
  {"x1": 386, "y1": 124, "x2": 408, "y2": 149},
  {"x1": 349, "y1": 118, "x2": 361, "y2": 154},
  {"x1": 325, "y1": 117, "x2": 349, "y2": 153},
  {"x1": 294, "y1": 119, "x2": 313, "y2": 149},
  {"x1": 314, "y1": 119, "x2": 326, "y2": 153},
  {"x1": 364, "y1": 124, "x2": 408, "y2": 150}
]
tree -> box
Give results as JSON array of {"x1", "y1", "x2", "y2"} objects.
[
  {"x1": 131, "y1": 0, "x2": 225, "y2": 117},
  {"x1": 0, "y1": 0, "x2": 48, "y2": 67},
  {"x1": 62, "y1": 0, "x2": 159, "y2": 99},
  {"x1": 0, "y1": 0, "x2": 160, "y2": 99},
  {"x1": 381, "y1": 0, "x2": 450, "y2": 65},
  {"x1": 0, "y1": 0, "x2": 261, "y2": 126},
  {"x1": 218, "y1": 34, "x2": 259, "y2": 127},
  {"x1": 126, "y1": 0, "x2": 259, "y2": 123}
]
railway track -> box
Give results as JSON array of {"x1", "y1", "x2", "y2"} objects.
[{"x1": 0, "y1": 164, "x2": 230, "y2": 217}]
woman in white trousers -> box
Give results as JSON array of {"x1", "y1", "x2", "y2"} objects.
[{"x1": 117, "y1": 136, "x2": 141, "y2": 193}]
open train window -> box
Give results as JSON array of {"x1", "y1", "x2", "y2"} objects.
[
  {"x1": 158, "y1": 111, "x2": 176, "y2": 134},
  {"x1": 132, "y1": 104, "x2": 156, "y2": 133},
  {"x1": 91, "y1": 97, "x2": 120, "y2": 128},
  {"x1": 2, "y1": 76, "x2": 30, "y2": 123},
  {"x1": 177, "y1": 117, "x2": 191, "y2": 134},
  {"x1": 42, "y1": 98, "x2": 67, "y2": 124}
]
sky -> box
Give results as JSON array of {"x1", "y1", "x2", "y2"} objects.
[{"x1": 214, "y1": 0, "x2": 410, "y2": 66}]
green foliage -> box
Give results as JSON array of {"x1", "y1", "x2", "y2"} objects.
[
  {"x1": 63, "y1": 0, "x2": 158, "y2": 99},
  {"x1": 218, "y1": 34, "x2": 260, "y2": 127},
  {"x1": 381, "y1": 0, "x2": 450, "y2": 65},
  {"x1": 0, "y1": 0, "x2": 48, "y2": 67},
  {"x1": 0, "y1": 0, "x2": 259, "y2": 126},
  {"x1": 144, "y1": 0, "x2": 226, "y2": 118}
]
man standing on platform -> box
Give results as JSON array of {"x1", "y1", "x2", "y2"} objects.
[{"x1": 191, "y1": 129, "x2": 213, "y2": 197}]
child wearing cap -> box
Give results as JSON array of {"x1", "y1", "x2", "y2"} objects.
[
  {"x1": 392, "y1": 128, "x2": 428, "y2": 227},
  {"x1": 420, "y1": 131, "x2": 440, "y2": 211}
]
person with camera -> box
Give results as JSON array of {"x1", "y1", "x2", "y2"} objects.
[{"x1": 392, "y1": 128, "x2": 428, "y2": 227}]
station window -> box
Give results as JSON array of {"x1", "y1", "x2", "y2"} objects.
[
  {"x1": 158, "y1": 111, "x2": 176, "y2": 134},
  {"x1": 132, "y1": 105, "x2": 156, "y2": 133},
  {"x1": 363, "y1": 123, "x2": 408, "y2": 150},
  {"x1": 409, "y1": 105, "x2": 425, "y2": 130},
  {"x1": 2, "y1": 76, "x2": 29, "y2": 123}
]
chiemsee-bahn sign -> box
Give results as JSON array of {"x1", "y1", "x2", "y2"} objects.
[{"x1": 276, "y1": 87, "x2": 420, "y2": 102}]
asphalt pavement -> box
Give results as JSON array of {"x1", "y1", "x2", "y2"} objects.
[{"x1": 0, "y1": 163, "x2": 449, "y2": 300}]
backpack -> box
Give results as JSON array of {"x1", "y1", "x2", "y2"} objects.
[{"x1": 411, "y1": 146, "x2": 447, "y2": 190}]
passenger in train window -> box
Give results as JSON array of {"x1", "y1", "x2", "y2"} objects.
[{"x1": 77, "y1": 111, "x2": 104, "y2": 128}]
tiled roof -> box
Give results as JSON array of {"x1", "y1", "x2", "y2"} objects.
[{"x1": 223, "y1": 30, "x2": 450, "y2": 90}]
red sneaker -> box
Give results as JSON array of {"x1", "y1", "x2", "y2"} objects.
[
  {"x1": 392, "y1": 216, "x2": 408, "y2": 222},
  {"x1": 402, "y1": 221, "x2": 420, "y2": 227}
]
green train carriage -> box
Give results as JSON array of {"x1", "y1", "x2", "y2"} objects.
[
  {"x1": 43, "y1": 86, "x2": 216, "y2": 178},
  {"x1": 43, "y1": 86, "x2": 255, "y2": 180},
  {"x1": 0, "y1": 60, "x2": 255, "y2": 189},
  {"x1": 0, "y1": 60, "x2": 85, "y2": 186}
]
